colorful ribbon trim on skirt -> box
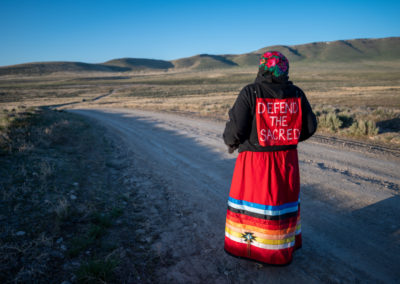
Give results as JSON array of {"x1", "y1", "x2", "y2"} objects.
[{"x1": 225, "y1": 197, "x2": 301, "y2": 252}]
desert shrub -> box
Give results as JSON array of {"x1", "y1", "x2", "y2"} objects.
[
  {"x1": 314, "y1": 105, "x2": 385, "y2": 138},
  {"x1": 0, "y1": 113, "x2": 10, "y2": 130},
  {"x1": 372, "y1": 107, "x2": 397, "y2": 120},
  {"x1": 348, "y1": 119, "x2": 379, "y2": 136},
  {"x1": 0, "y1": 111, "x2": 11, "y2": 153},
  {"x1": 366, "y1": 120, "x2": 379, "y2": 136},
  {"x1": 317, "y1": 112, "x2": 343, "y2": 132}
]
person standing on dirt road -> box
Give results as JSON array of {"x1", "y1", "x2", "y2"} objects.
[{"x1": 223, "y1": 51, "x2": 317, "y2": 265}]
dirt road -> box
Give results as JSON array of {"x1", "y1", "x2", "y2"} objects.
[{"x1": 70, "y1": 108, "x2": 400, "y2": 283}]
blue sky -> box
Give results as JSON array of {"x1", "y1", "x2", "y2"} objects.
[{"x1": 0, "y1": 0, "x2": 399, "y2": 66}]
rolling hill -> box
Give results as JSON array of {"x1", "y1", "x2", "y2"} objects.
[
  {"x1": 0, "y1": 37, "x2": 398, "y2": 75},
  {"x1": 171, "y1": 54, "x2": 238, "y2": 69},
  {"x1": 102, "y1": 58, "x2": 173, "y2": 70},
  {"x1": 253, "y1": 37, "x2": 400, "y2": 63},
  {"x1": 0, "y1": 62, "x2": 130, "y2": 76}
]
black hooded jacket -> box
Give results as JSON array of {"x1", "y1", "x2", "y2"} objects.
[{"x1": 223, "y1": 73, "x2": 317, "y2": 153}]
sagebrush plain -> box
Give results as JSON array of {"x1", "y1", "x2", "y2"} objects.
[{"x1": 1, "y1": 59, "x2": 399, "y2": 146}]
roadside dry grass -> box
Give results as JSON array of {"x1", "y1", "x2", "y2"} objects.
[{"x1": 0, "y1": 108, "x2": 161, "y2": 283}]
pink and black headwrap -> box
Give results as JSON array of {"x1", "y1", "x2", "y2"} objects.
[{"x1": 259, "y1": 51, "x2": 289, "y2": 79}]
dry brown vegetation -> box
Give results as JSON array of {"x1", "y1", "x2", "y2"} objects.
[{"x1": 1, "y1": 60, "x2": 398, "y2": 146}]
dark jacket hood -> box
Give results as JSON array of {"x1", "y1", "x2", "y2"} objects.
[
  {"x1": 255, "y1": 70, "x2": 290, "y2": 85},
  {"x1": 254, "y1": 71, "x2": 293, "y2": 99}
]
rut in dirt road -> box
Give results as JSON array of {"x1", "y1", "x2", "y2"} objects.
[{"x1": 71, "y1": 108, "x2": 400, "y2": 283}]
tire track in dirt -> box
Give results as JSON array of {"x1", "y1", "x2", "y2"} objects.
[{"x1": 300, "y1": 159, "x2": 400, "y2": 193}]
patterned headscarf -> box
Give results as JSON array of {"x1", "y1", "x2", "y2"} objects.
[{"x1": 259, "y1": 51, "x2": 289, "y2": 78}]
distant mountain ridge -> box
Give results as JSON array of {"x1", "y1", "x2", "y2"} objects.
[
  {"x1": 1, "y1": 37, "x2": 399, "y2": 75},
  {"x1": 254, "y1": 37, "x2": 400, "y2": 62}
]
